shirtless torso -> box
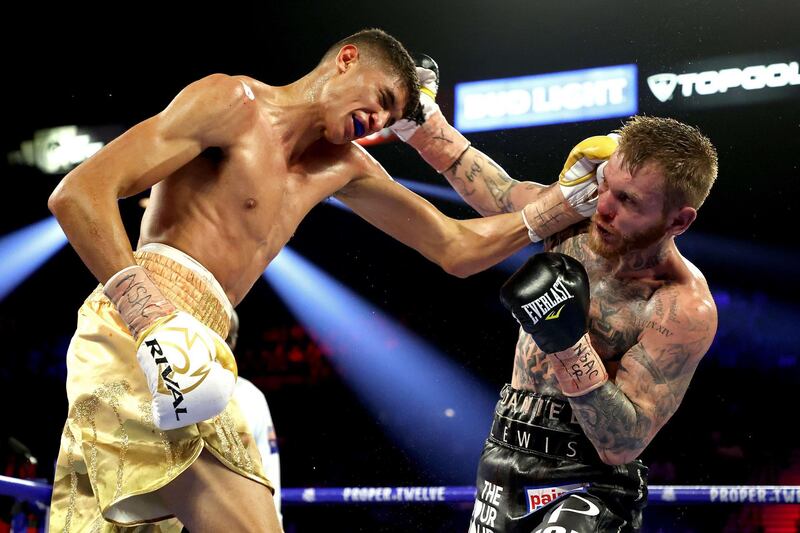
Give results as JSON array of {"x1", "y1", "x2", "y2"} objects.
[
  {"x1": 513, "y1": 223, "x2": 716, "y2": 462},
  {"x1": 48, "y1": 36, "x2": 534, "y2": 532},
  {"x1": 140, "y1": 75, "x2": 370, "y2": 303},
  {"x1": 53, "y1": 72, "x2": 530, "y2": 304}
]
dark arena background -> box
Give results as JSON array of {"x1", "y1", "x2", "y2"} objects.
[{"x1": 2, "y1": 1, "x2": 799, "y2": 531}]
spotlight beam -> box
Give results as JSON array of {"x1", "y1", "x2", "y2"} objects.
[
  {"x1": 263, "y1": 247, "x2": 497, "y2": 482},
  {"x1": 0, "y1": 217, "x2": 68, "y2": 301}
]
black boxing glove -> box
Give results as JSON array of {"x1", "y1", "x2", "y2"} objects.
[{"x1": 500, "y1": 252, "x2": 608, "y2": 396}]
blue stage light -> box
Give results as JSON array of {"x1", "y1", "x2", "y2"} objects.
[
  {"x1": 263, "y1": 247, "x2": 498, "y2": 482},
  {"x1": 0, "y1": 217, "x2": 67, "y2": 301}
]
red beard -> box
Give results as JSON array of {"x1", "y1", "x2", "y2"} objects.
[{"x1": 588, "y1": 216, "x2": 667, "y2": 259}]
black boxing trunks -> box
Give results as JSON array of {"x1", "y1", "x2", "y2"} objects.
[{"x1": 468, "y1": 384, "x2": 648, "y2": 533}]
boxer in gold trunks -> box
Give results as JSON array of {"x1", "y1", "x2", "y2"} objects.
[{"x1": 47, "y1": 28, "x2": 555, "y2": 532}]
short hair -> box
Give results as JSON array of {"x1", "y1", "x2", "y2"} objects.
[
  {"x1": 323, "y1": 28, "x2": 419, "y2": 120},
  {"x1": 615, "y1": 115, "x2": 718, "y2": 210}
]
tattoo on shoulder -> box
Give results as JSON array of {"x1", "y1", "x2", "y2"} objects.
[{"x1": 633, "y1": 317, "x2": 674, "y2": 338}]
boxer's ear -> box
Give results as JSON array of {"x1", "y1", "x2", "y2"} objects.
[
  {"x1": 336, "y1": 45, "x2": 360, "y2": 73},
  {"x1": 666, "y1": 206, "x2": 697, "y2": 237}
]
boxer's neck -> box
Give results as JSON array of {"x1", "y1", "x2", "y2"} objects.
[
  {"x1": 267, "y1": 73, "x2": 331, "y2": 162},
  {"x1": 607, "y1": 237, "x2": 680, "y2": 281}
]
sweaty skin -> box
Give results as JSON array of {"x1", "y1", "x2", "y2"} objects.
[
  {"x1": 50, "y1": 69, "x2": 530, "y2": 307},
  {"x1": 47, "y1": 43, "x2": 533, "y2": 532},
  {"x1": 445, "y1": 146, "x2": 717, "y2": 465},
  {"x1": 514, "y1": 223, "x2": 715, "y2": 464}
]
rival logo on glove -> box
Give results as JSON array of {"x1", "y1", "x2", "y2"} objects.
[
  {"x1": 520, "y1": 278, "x2": 575, "y2": 326},
  {"x1": 144, "y1": 338, "x2": 188, "y2": 422}
]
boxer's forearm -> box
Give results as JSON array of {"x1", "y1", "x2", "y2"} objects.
[
  {"x1": 442, "y1": 212, "x2": 530, "y2": 277},
  {"x1": 442, "y1": 147, "x2": 549, "y2": 216},
  {"x1": 568, "y1": 382, "x2": 651, "y2": 465},
  {"x1": 48, "y1": 180, "x2": 137, "y2": 284}
]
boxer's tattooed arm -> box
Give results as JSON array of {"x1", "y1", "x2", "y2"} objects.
[
  {"x1": 444, "y1": 154, "x2": 477, "y2": 200},
  {"x1": 569, "y1": 380, "x2": 652, "y2": 456},
  {"x1": 512, "y1": 331, "x2": 537, "y2": 389},
  {"x1": 443, "y1": 147, "x2": 542, "y2": 216},
  {"x1": 512, "y1": 228, "x2": 591, "y2": 392},
  {"x1": 569, "y1": 287, "x2": 716, "y2": 464}
]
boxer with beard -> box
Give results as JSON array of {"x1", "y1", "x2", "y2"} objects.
[{"x1": 392, "y1": 59, "x2": 718, "y2": 532}]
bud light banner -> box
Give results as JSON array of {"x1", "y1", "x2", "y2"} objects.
[{"x1": 454, "y1": 65, "x2": 638, "y2": 133}]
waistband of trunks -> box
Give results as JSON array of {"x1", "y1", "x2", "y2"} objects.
[
  {"x1": 490, "y1": 384, "x2": 601, "y2": 465},
  {"x1": 132, "y1": 244, "x2": 232, "y2": 339}
]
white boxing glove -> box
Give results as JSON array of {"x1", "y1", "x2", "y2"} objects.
[
  {"x1": 136, "y1": 311, "x2": 238, "y2": 430},
  {"x1": 557, "y1": 134, "x2": 620, "y2": 217},
  {"x1": 389, "y1": 55, "x2": 440, "y2": 142},
  {"x1": 388, "y1": 55, "x2": 470, "y2": 173},
  {"x1": 521, "y1": 134, "x2": 619, "y2": 242}
]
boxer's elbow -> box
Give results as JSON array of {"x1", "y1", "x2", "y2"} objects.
[
  {"x1": 48, "y1": 182, "x2": 72, "y2": 218},
  {"x1": 598, "y1": 450, "x2": 633, "y2": 465},
  {"x1": 52, "y1": 160, "x2": 111, "y2": 203},
  {"x1": 436, "y1": 239, "x2": 485, "y2": 279},
  {"x1": 437, "y1": 225, "x2": 491, "y2": 278},
  {"x1": 441, "y1": 259, "x2": 474, "y2": 279},
  {"x1": 433, "y1": 247, "x2": 464, "y2": 277},
  {"x1": 50, "y1": 165, "x2": 88, "y2": 212},
  {"x1": 597, "y1": 445, "x2": 645, "y2": 465},
  {"x1": 48, "y1": 174, "x2": 100, "y2": 224},
  {"x1": 48, "y1": 179, "x2": 87, "y2": 221},
  {"x1": 437, "y1": 246, "x2": 477, "y2": 279}
]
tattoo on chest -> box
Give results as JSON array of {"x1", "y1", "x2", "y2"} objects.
[
  {"x1": 589, "y1": 299, "x2": 640, "y2": 361},
  {"x1": 512, "y1": 229, "x2": 654, "y2": 389},
  {"x1": 513, "y1": 328, "x2": 561, "y2": 394}
]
